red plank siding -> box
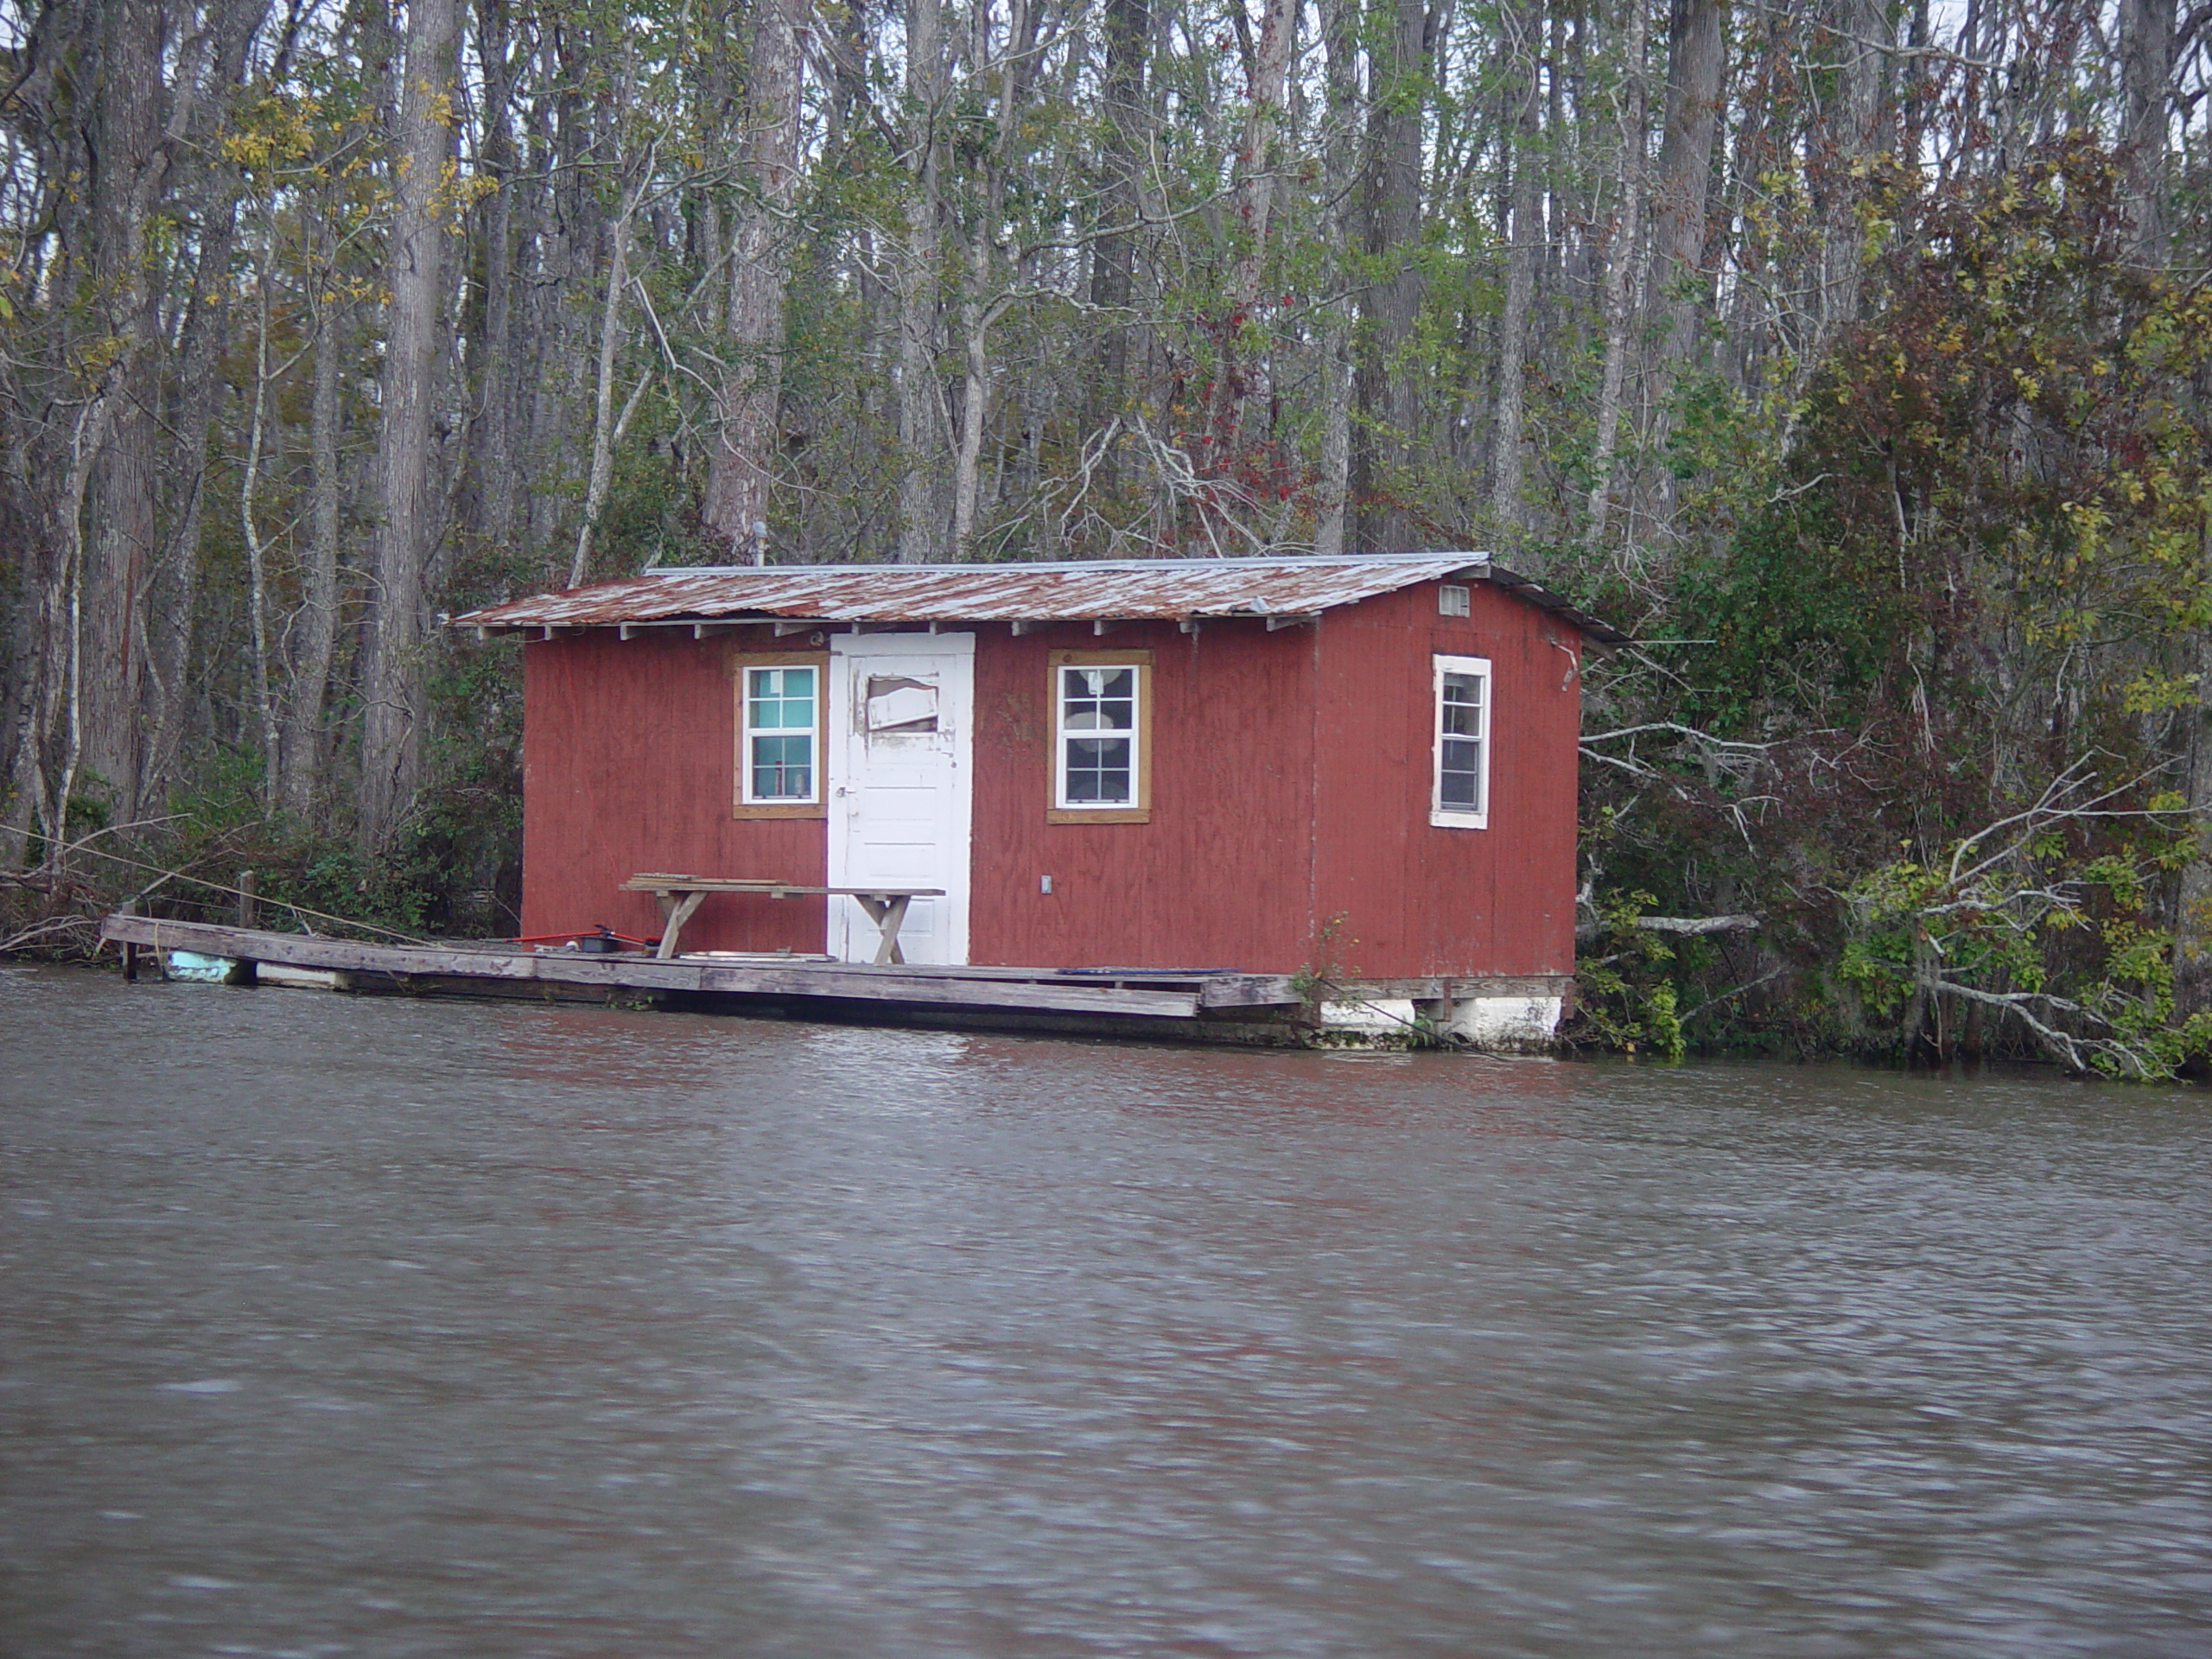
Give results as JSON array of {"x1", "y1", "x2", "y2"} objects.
[
  {"x1": 968, "y1": 621, "x2": 1318, "y2": 971},
  {"x1": 1311, "y1": 582, "x2": 1580, "y2": 977},
  {"x1": 520, "y1": 630, "x2": 829, "y2": 952}
]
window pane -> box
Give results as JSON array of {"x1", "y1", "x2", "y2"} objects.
[
  {"x1": 751, "y1": 732, "x2": 813, "y2": 799},
  {"x1": 1440, "y1": 673, "x2": 1484, "y2": 737},
  {"x1": 749, "y1": 666, "x2": 814, "y2": 733},
  {"x1": 1062, "y1": 667, "x2": 1135, "y2": 733},
  {"x1": 1058, "y1": 664, "x2": 1140, "y2": 806},
  {"x1": 1437, "y1": 668, "x2": 1484, "y2": 816},
  {"x1": 1065, "y1": 706, "x2": 1133, "y2": 732},
  {"x1": 1065, "y1": 735, "x2": 1132, "y2": 804},
  {"x1": 1439, "y1": 738, "x2": 1483, "y2": 810}
]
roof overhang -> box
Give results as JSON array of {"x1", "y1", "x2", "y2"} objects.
[{"x1": 448, "y1": 553, "x2": 1630, "y2": 649}]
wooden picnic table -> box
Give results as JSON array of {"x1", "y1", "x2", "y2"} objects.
[{"x1": 622, "y1": 874, "x2": 946, "y2": 965}]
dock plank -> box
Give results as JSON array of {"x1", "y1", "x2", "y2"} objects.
[
  {"x1": 1197, "y1": 974, "x2": 1303, "y2": 1008},
  {"x1": 99, "y1": 916, "x2": 1206, "y2": 1019},
  {"x1": 691, "y1": 963, "x2": 1198, "y2": 1016},
  {"x1": 101, "y1": 916, "x2": 542, "y2": 981}
]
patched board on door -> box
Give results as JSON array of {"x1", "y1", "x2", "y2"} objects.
[{"x1": 865, "y1": 675, "x2": 939, "y2": 733}]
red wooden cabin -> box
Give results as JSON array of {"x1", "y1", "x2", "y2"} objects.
[{"x1": 454, "y1": 555, "x2": 1622, "y2": 1042}]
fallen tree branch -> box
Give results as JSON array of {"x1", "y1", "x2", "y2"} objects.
[
  {"x1": 0, "y1": 914, "x2": 100, "y2": 954},
  {"x1": 1630, "y1": 914, "x2": 1761, "y2": 935},
  {"x1": 1580, "y1": 722, "x2": 1776, "y2": 753},
  {"x1": 0, "y1": 871, "x2": 86, "y2": 894},
  {"x1": 1576, "y1": 912, "x2": 1761, "y2": 944},
  {"x1": 1921, "y1": 976, "x2": 2157, "y2": 1079},
  {"x1": 48, "y1": 844, "x2": 429, "y2": 945},
  {"x1": 1578, "y1": 745, "x2": 1670, "y2": 779},
  {"x1": 1680, "y1": 966, "x2": 1786, "y2": 1025}
]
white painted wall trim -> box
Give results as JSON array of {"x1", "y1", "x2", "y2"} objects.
[{"x1": 1430, "y1": 652, "x2": 1492, "y2": 830}]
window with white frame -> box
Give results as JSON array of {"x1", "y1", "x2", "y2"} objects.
[
  {"x1": 1050, "y1": 652, "x2": 1150, "y2": 821},
  {"x1": 742, "y1": 664, "x2": 820, "y2": 804},
  {"x1": 1431, "y1": 654, "x2": 1491, "y2": 829}
]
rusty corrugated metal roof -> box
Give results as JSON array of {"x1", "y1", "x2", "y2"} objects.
[{"x1": 448, "y1": 553, "x2": 1629, "y2": 645}]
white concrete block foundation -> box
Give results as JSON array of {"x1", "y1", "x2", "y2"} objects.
[{"x1": 1317, "y1": 991, "x2": 1565, "y2": 1052}]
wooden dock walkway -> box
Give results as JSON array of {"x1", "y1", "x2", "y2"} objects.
[{"x1": 98, "y1": 915, "x2": 1309, "y2": 1043}]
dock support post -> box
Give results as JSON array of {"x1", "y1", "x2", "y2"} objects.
[{"x1": 237, "y1": 870, "x2": 257, "y2": 929}]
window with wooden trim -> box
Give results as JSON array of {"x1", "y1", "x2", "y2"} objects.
[
  {"x1": 731, "y1": 652, "x2": 828, "y2": 818},
  {"x1": 1431, "y1": 653, "x2": 1491, "y2": 829},
  {"x1": 1048, "y1": 650, "x2": 1152, "y2": 823}
]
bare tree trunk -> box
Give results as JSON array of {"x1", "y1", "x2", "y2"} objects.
[
  {"x1": 896, "y1": 0, "x2": 950, "y2": 563},
  {"x1": 238, "y1": 231, "x2": 282, "y2": 802},
  {"x1": 142, "y1": 194, "x2": 242, "y2": 808},
  {"x1": 78, "y1": 0, "x2": 169, "y2": 828},
  {"x1": 1312, "y1": 0, "x2": 1359, "y2": 558},
  {"x1": 705, "y1": 0, "x2": 808, "y2": 562},
  {"x1": 571, "y1": 175, "x2": 644, "y2": 587},
  {"x1": 472, "y1": 0, "x2": 521, "y2": 550},
  {"x1": 950, "y1": 0, "x2": 1039, "y2": 558},
  {"x1": 1201, "y1": 0, "x2": 1296, "y2": 486},
  {"x1": 2119, "y1": 0, "x2": 2176, "y2": 264},
  {"x1": 512, "y1": 45, "x2": 592, "y2": 564},
  {"x1": 43, "y1": 386, "x2": 121, "y2": 856},
  {"x1": 1351, "y1": 0, "x2": 1435, "y2": 554},
  {"x1": 359, "y1": 0, "x2": 461, "y2": 850},
  {"x1": 1718, "y1": 4, "x2": 1791, "y2": 390},
  {"x1": 1812, "y1": 0, "x2": 1887, "y2": 354},
  {"x1": 0, "y1": 453, "x2": 51, "y2": 865},
  {"x1": 1488, "y1": 0, "x2": 1545, "y2": 540},
  {"x1": 1584, "y1": 0, "x2": 1650, "y2": 553},
  {"x1": 5, "y1": 394, "x2": 117, "y2": 864},
  {"x1": 1626, "y1": 0, "x2": 1726, "y2": 544},
  {"x1": 0, "y1": 589, "x2": 48, "y2": 866},
  {"x1": 2177, "y1": 553, "x2": 2212, "y2": 1012},
  {"x1": 952, "y1": 220, "x2": 996, "y2": 557},
  {"x1": 1084, "y1": 0, "x2": 1150, "y2": 498},
  {"x1": 144, "y1": 0, "x2": 265, "y2": 806},
  {"x1": 1645, "y1": 0, "x2": 1724, "y2": 364},
  {"x1": 281, "y1": 222, "x2": 345, "y2": 818}
]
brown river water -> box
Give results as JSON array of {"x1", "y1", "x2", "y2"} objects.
[{"x1": 3, "y1": 964, "x2": 2210, "y2": 1656}]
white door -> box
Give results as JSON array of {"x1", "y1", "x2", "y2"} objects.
[{"x1": 827, "y1": 632, "x2": 974, "y2": 964}]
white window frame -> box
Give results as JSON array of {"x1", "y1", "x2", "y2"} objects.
[
  {"x1": 740, "y1": 661, "x2": 823, "y2": 809},
  {"x1": 1431, "y1": 653, "x2": 1491, "y2": 830},
  {"x1": 1049, "y1": 652, "x2": 1151, "y2": 823}
]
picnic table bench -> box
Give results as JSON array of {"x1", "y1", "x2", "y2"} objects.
[{"x1": 622, "y1": 874, "x2": 946, "y2": 965}]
